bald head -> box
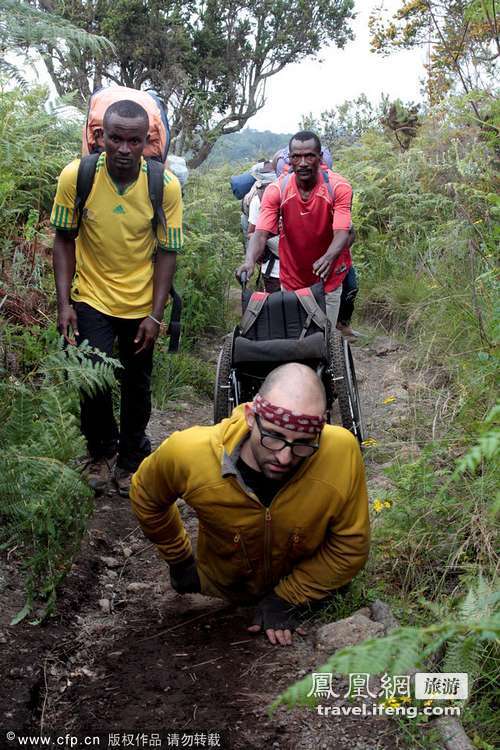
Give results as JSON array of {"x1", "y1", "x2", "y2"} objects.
[{"x1": 259, "y1": 363, "x2": 326, "y2": 416}]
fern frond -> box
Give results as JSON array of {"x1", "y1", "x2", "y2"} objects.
[
  {"x1": 0, "y1": 339, "x2": 121, "y2": 617},
  {"x1": 0, "y1": 382, "x2": 37, "y2": 448},
  {"x1": 0, "y1": 0, "x2": 113, "y2": 54},
  {"x1": 443, "y1": 577, "x2": 499, "y2": 688},
  {"x1": 273, "y1": 614, "x2": 500, "y2": 710},
  {"x1": 456, "y1": 403, "x2": 500, "y2": 474},
  {"x1": 41, "y1": 341, "x2": 121, "y2": 398},
  {"x1": 0, "y1": 57, "x2": 29, "y2": 89}
]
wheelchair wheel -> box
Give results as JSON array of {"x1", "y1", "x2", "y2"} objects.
[
  {"x1": 214, "y1": 333, "x2": 234, "y2": 423},
  {"x1": 327, "y1": 329, "x2": 365, "y2": 443}
]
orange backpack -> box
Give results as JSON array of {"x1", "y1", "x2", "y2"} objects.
[{"x1": 82, "y1": 86, "x2": 171, "y2": 162}]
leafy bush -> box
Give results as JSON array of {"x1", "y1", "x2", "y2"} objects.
[
  {"x1": 372, "y1": 442, "x2": 498, "y2": 601},
  {"x1": 0, "y1": 342, "x2": 119, "y2": 620},
  {"x1": 0, "y1": 85, "x2": 80, "y2": 238},
  {"x1": 0, "y1": 322, "x2": 59, "y2": 374},
  {"x1": 0, "y1": 86, "x2": 80, "y2": 332},
  {"x1": 175, "y1": 166, "x2": 242, "y2": 348}
]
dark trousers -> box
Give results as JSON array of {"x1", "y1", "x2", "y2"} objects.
[
  {"x1": 74, "y1": 302, "x2": 153, "y2": 472},
  {"x1": 338, "y1": 266, "x2": 358, "y2": 326}
]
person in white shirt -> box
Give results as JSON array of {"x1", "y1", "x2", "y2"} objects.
[{"x1": 247, "y1": 174, "x2": 280, "y2": 293}]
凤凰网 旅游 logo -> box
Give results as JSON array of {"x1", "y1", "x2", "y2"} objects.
[{"x1": 113, "y1": 204, "x2": 126, "y2": 214}]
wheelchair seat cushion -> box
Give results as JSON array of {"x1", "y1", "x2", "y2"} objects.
[{"x1": 233, "y1": 332, "x2": 326, "y2": 364}]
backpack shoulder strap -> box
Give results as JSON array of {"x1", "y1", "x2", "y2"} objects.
[
  {"x1": 279, "y1": 172, "x2": 291, "y2": 203},
  {"x1": 75, "y1": 153, "x2": 100, "y2": 233},
  {"x1": 294, "y1": 287, "x2": 328, "y2": 331},
  {"x1": 146, "y1": 158, "x2": 182, "y2": 345},
  {"x1": 322, "y1": 170, "x2": 334, "y2": 201},
  {"x1": 239, "y1": 291, "x2": 269, "y2": 336},
  {"x1": 146, "y1": 158, "x2": 166, "y2": 241}
]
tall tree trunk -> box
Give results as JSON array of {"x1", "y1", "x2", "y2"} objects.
[{"x1": 187, "y1": 139, "x2": 218, "y2": 168}]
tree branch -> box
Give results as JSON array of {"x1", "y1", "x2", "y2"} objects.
[{"x1": 424, "y1": 0, "x2": 482, "y2": 120}]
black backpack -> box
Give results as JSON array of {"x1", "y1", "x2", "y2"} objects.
[{"x1": 74, "y1": 154, "x2": 182, "y2": 352}]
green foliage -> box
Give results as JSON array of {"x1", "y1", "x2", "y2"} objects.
[
  {"x1": 379, "y1": 99, "x2": 421, "y2": 151},
  {"x1": 335, "y1": 99, "x2": 497, "y2": 368},
  {"x1": 0, "y1": 86, "x2": 80, "y2": 276},
  {"x1": 175, "y1": 166, "x2": 242, "y2": 347},
  {"x1": 308, "y1": 574, "x2": 376, "y2": 627},
  {"x1": 1, "y1": 323, "x2": 59, "y2": 374},
  {"x1": 456, "y1": 404, "x2": 500, "y2": 474},
  {"x1": 302, "y1": 94, "x2": 422, "y2": 152},
  {"x1": 372, "y1": 441, "x2": 498, "y2": 601},
  {"x1": 274, "y1": 579, "x2": 499, "y2": 711},
  {"x1": 0, "y1": 86, "x2": 80, "y2": 218},
  {"x1": 152, "y1": 349, "x2": 215, "y2": 409},
  {"x1": 341, "y1": 102, "x2": 498, "y2": 610},
  {"x1": 443, "y1": 578, "x2": 499, "y2": 680},
  {"x1": 0, "y1": 342, "x2": 120, "y2": 619},
  {"x1": 0, "y1": 0, "x2": 111, "y2": 84},
  {"x1": 301, "y1": 94, "x2": 383, "y2": 150}
]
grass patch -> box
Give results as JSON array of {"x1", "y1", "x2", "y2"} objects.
[{"x1": 152, "y1": 348, "x2": 215, "y2": 409}]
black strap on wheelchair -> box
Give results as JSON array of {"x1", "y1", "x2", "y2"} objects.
[
  {"x1": 167, "y1": 287, "x2": 182, "y2": 352},
  {"x1": 239, "y1": 291, "x2": 269, "y2": 336},
  {"x1": 293, "y1": 288, "x2": 329, "y2": 335}
]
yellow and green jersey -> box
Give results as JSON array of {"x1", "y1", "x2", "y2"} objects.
[{"x1": 51, "y1": 153, "x2": 183, "y2": 318}]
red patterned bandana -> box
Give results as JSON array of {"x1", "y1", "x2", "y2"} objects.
[{"x1": 252, "y1": 393, "x2": 326, "y2": 434}]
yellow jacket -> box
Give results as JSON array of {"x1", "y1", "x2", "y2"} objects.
[{"x1": 130, "y1": 406, "x2": 370, "y2": 605}]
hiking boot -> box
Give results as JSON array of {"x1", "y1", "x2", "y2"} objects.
[
  {"x1": 112, "y1": 466, "x2": 133, "y2": 498},
  {"x1": 80, "y1": 456, "x2": 116, "y2": 494}
]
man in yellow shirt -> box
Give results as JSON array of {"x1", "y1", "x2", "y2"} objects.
[
  {"x1": 51, "y1": 99, "x2": 183, "y2": 496},
  {"x1": 130, "y1": 363, "x2": 370, "y2": 646}
]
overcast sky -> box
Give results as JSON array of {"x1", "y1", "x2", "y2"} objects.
[{"x1": 248, "y1": 0, "x2": 427, "y2": 132}]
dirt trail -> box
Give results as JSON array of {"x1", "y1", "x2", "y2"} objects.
[{"x1": 0, "y1": 331, "x2": 412, "y2": 750}]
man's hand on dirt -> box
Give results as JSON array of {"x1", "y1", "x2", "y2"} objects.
[
  {"x1": 247, "y1": 592, "x2": 306, "y2": 646},
  {"x1": 235, "y1": 261, "x2": 255, "y2": 284},
  {"x1": 134, "y1": 317, "x2": 160, "y2": 354},
  {"x1": 57, "y1": 303, "x2": 79, "y2": 345},
  {"x1": 169, "y1": 555, "x2": 201, "y2": 594}
]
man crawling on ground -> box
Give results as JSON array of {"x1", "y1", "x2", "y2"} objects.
[{"x1": 130, "y1": 363, "x2": 370, "y2": 646}]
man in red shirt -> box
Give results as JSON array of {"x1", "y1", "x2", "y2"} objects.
[{"x1": 236, "y1": 131, "x2": 352, "y2": 325}]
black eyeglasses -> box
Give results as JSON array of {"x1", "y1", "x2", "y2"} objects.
[{"x1": 254, "y1": 414, "x2": 320, "y2": 457}]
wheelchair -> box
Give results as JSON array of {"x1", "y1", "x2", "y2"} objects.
[{"x1": 213, "y1": 281, "x2": 365, "y2": 443}]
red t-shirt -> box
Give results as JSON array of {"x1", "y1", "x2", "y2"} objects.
[{"x1": 256, "y1": 170, "x2": 352, "y2": 292}]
